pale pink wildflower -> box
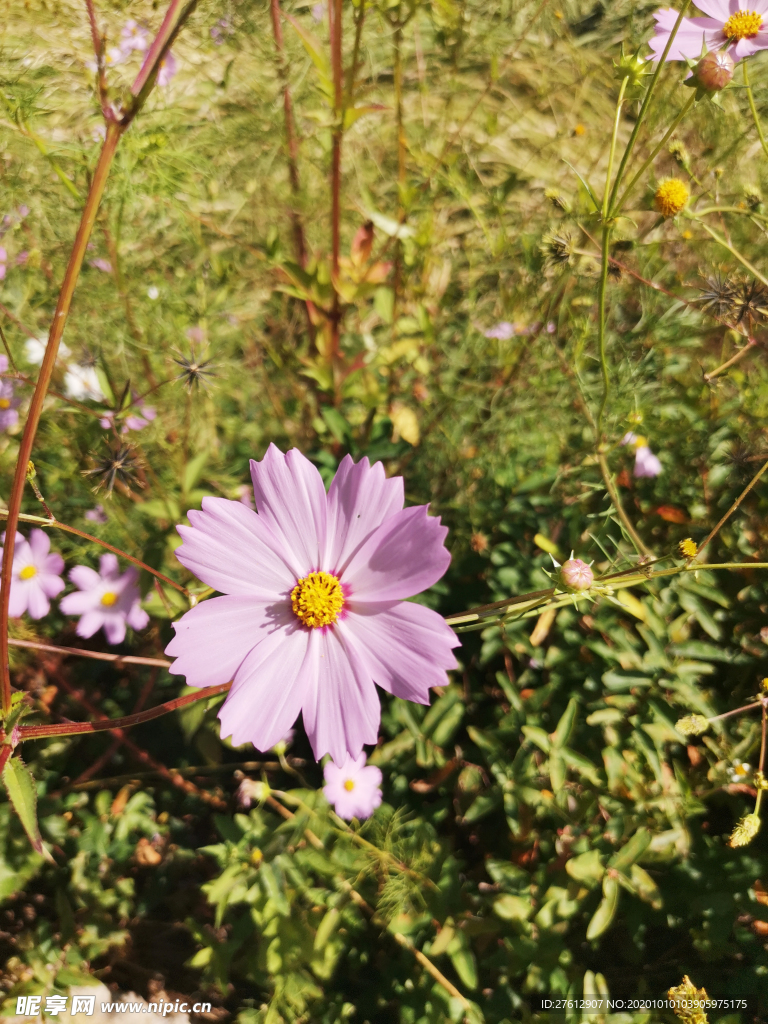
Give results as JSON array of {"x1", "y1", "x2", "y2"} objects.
[
  {"x1": 85, "y1": 505, "x2": 108, "y2": 524},
  {"x1": 120, "y1": 20, "x2": 149, "y2": 54},
  {"x1": 100, "y1": 401, "x2": 156, "y2": 434},
  {"x1": 649, "y1": 2, "x2": 768, "y2": 63},
  {"x1": 634, "y1": 445, "x2": 663, "y2": 478},
  {"x1": 60, "y1": 553, "x2": 149, "y2": 645},
  {"x1": 323, "y1": 754, "x2": 383, "y2": 820},
  {"x1": 89, "y1": 258, "x2": 113, "y2": 274},
  {"x1": 0, "y1": 529, "x2": 65, "y2": 620},
  {"x1": 166, "y1": 445, "x2": 459, "y2": 763},
  {"x1": 0, "y1": 247, "x2": 7, "y2": 281},
  {"x1": 0, "y1": 355, "x2": 20, "y2": 431},
  {"x1": 156, "y1": 52, "x2": 177, "y2": 86}
]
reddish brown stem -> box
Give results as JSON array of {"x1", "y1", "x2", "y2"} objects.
[
  {"x1": 0, "y1": 302, "x2": 37, "y2": 340},
  {"x1": 0, "y1": 743, "x2": 13, "y2": 774},
  {"x1": 19, "y1": 681, "x2": 231, "y2": 740},
  {"x1": 8, "y1": 637, "x2": 170, "y2": 668},
  {"x1": 0, "y1": 122, "x2": 122, "y2": 716},
  {"x1": 329, "y1": 0, "x2": 343, "y2": 363}
]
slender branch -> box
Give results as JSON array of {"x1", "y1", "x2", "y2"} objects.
[
  {"x1": 756, "y1": 702, "x2": 767, "y2": 816},
  {"x1": 703, "y1": 337, "x2": 757, "y2": 382},
  {"x1": 68, "y1": 759, "x2": 289, "y2": 791},
  {"x1": 0, "y1": 743, "x2": 12, "y2": 774},
  {"x1": 18, "y1": 682, "x2": 231, "y2": 740},
  {"x1": 693, "y1": 455, "x2": 768, "y2": 562},
  {"x1": 598, "y1": 453, "x2": 652, "y2": 557},
  {"x1": 0, "y1": 123, "x2": 122, "y2": 716},
  {"x1": 691, "y1": 216, "x2": 768, "y2": 290},
  {"x1": 0, "y1": 510, "x2": 188, "y2": 595},
  {"x1": 0, "y1": 301, "x2": 38, "y2": 340},
  {"x1": 743, "y1": 59, "x2": 768, "y2": 162},
  {"x1": 329, "y1": 0, "x2": 344, "y2": 364},
  {"x1": 130, "y1": 0, "x2": 197, "y2": 107},
  {"x1": 8, "y1": 637, "x2": 170, "y2": 668},
  {"x1": 709, "y1": 701, "x2": 762, "y2": 723},
  {"x1": 606, "y1": 1, "x2": 691, "y2": 214},
  {"x1": 612, "y1": 93, "x2": 695, "y2": 217}
]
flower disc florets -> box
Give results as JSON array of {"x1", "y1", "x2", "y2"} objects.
[
  {"x1": 729, "y1": 812, "x2": 761, "y2": 848},
  {"x1": 723, "y1": 10, "x2": 763, "y2": 39},
  {"x1": 655, "y1": 179, "x2": 689, "y2": 218},
  {"x1": 291, "y1": 570, "x2": 344, "y2": 628}
]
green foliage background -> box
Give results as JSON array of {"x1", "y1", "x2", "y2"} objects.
[{"x1": 1, "y1": 0, "x2": 768, "y2": 1020}]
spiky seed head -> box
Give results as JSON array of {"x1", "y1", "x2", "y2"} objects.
[
  {"x1": 729, "y1": 812, "x2": 761, "y2": 848},
  {"x1": 544, "y1": 188, "x2": 569, "y2": 211},
  {"x1": 541, "y1": 233, "x2": 574, "y2": 267},
  {"x1": 675, "y1": 714, "x2": 709, "y2": 737},
  {"x1": 655, "y1": 179, "x2": 690, "y2": 218},
  {"x1": 613, "y1": 45, "x2": 652, "y2": 92},
  {"x1": 668, "y1": 140, "x2": 690, "y2": 166}
]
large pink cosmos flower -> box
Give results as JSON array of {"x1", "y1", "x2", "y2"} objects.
[
  {"x1": 323, "y1": 754, "x2": 383, "y2": 820},
  {"x1": 166, "y1": 445, "x2": 460, "y2": 763},
  {"x1": 60, "y1": 553, "x2": 149, "y2": 644},
  {"x1": 650, "y1": 2, "x2": 768, "y2": 63},
  {"x1": 0, "y1": 529, "x2": 65, "y2": 619}
]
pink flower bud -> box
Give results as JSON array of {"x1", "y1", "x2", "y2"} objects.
[
  {"x1": 560, "y1": 558, "x2": 594, "y2": 592},
  {"x1": 694, "y1": 50, "x2": 734, "y2": 93}
]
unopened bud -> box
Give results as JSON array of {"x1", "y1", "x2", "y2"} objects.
[
  {"x1": 560, "y1": 558, "x2": 594, "y2": 592},
  {"x1": 729, "y1": 812, "x2": 760, "y2": 848},
  {"x1": 675, "y1": 714, "x2": 709, "y2": 737},
  {"x1": 693, "y1": 49, "x2": 734, "y2": 93}
]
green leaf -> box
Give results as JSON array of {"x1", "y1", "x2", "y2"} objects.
[
  {"x1": 566, "y1": 849, "x2": 605, "y2": 886},
  {"x1": 630, "y1": 863, "x2": 663, "y2": 909},
  {"x1": 2, "y1": 755, "x2": 51, "y2": 860},
  {"x1": 586, "y1": 875, "x2": 619, "y2": 940},
  {"x1": 552, "y1": 697, "x2": 578, "y2": 748},
  {"x1": 521, "y1": 725, "x2": 550, "y2": 752},
  {"x1": 183, "y1": 451, "x2": 209, "y2": 496},
  {"x1": 609, "y1": 828, "x2": 651, "y2": 872},
  {"x1": 492, "y1": 894, "x2": 532, "y2": 921}
]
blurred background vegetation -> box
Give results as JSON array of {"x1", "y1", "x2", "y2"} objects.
[{"x1": 1, "y1": 0, "x2": 768, "y2": 1020}]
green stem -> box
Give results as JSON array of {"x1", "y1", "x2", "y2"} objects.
[
  {"x1": 596, "y1": 221, "x2": 612, "y2": 440},
  {"x1": 603, "y1": 77, "x2": 629, "y2": 220},
  {"x1": 743, "y1": 59, "x2": 768, "y2": 161},
  {"x1": 598, "y1": 453, "x2": 652, "y2": 556},
  {"x1": 613, "y1": 92, "x2": 696, "y2": 217},
  {"x1": 606, "y1": 0, "x2": 691, "y2": 213},
  {"x1": 689, "y1": 216, "x2": 768, "y2": 289}
]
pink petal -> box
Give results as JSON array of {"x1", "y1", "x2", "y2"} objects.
[
  {"x1": 28, "y1": 529, "x2": 50, "y2": 562},
  {"x1": 127, "y1": 602, "x2": 149, "y2": 631},
  {"x1": 249, "y1": 445, "x2": 327, "y2": 576},
  {"x1": 340, "y1": 601, "x2": 459, "y2": 704},
  {"x1": 218, "y1": 625, "x2": 313, "y2": 750},
  {"x1": 166, "y1": 595, "x2": 291, "y2": 688},
  {"x1": 60, "y1": 589, "x2": 101, "y2": 615},
  {"x1": 38, "y1": 573, "x2": 65, "y2": 599},
  {"x1": 99, "y1": 553, "x2": 120, "y2": 579},
  {"x1": 649, "y1": 14, "x2": 724, "y2": 60},
  {"x1": 103, "y1": 614, "x2": 127, "y2": 645},
  {"x1": 42, "y1": 553, "x2": 64, "y2": 577},
  {"x1": 8, "y1": 580, "x2": 29, "y2": 618},
  {"x1": 26, "y1": 582, "x2": 50, "y2": 620},
  {"x1": 733, "y1": 35, "x2": 768, "y2": 56},
  {"x1": 68, "y1": 565, "x2": 101, "y2": 592},
  {"x1": 692, "y1": 0, "x2": 730, "y2": 18},
  {"x1": 324, "y1": 455, "x2": 404, "y2": 574},
  {"x1": 341, "y1": 505, "x2": 451, "y2": 602},
  {"x1": 301, "y1": 627, "x2": 381, "y2": 763},
  {"x1": 74, "y1": 609, "x2": 106, "y2": 638},
  {"x1": 176, "y1": 496, "x2": 296, "y2": 597},
  {"x1": 752, "y1": 0, "x2": 768, "y2": 15}
]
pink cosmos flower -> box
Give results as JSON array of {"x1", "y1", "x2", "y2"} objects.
[
  {"x1": 89, "y1": 258, "x2": 113, "y2": 274},
  {"x1": 649, "y1": 2, "x2": 768, "y2": 63},
  {"x1": 120, "y1": 20, "x2": 149, "y2": 54},
  {"x1": 156, "y1": 52, "x2": 177, "y2": 87},
  {"x1": 60, "y1": 553, "x2": 149, "y2": 645},
  {"x1": 0, "y1": 355, "x2": 20, "y2": 431},
  {"x1": 634, "y1": 445, "x2": 663, "y2": 478},
  {"x1": 323, "y1": 753, "x2": 383, "y2": 820},
  {"x1": 0, "y1": 529, "x2": 65, "y2": 620},
  {"x1": 165, "y1": 445, "x2": 460, "y2": 764},
  {"x1": 484, "y1": 322, "x2": 517, "y2": 340},
  {"x1": 99, "y1": 401, "x2": 156, "y2": 434},
  {"x1": 85, "y1": 505, "x2": 108, "y2": 524}
]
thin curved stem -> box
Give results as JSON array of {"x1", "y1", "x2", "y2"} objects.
[
  {"x1": 598, "y1": 453, "x2": 652, "y2": 557},
  {"x1": 691, "y1": 216, "x2": 768, "y2": 289},
  {"x1": 607, "y1": 1, "x2": 691, "y2": 213},
  {"x1": 743, "y1": 59, "x2": 768, "y2": 161},
  {"x1": 613, "y1": 92, "x2": 695, "y2": 217},
  {"x1": 693, "y1": 455, "x2": 768, "y2": 562},
  {"x1": 596, "y1": 222, "x2": 612, "y2": 440},
  {"x1": 8, "y1": 637, "x2": 170, "y2": 668}
]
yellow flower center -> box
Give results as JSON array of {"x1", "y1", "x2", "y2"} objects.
[
  {"x1": 290, "y1": 571, "x2": 344, "y2": 629},
  {"x1": 101, "y1": 591, "x2": 118, "y2": 606},
  {"x1": 18, "y1": 565, "x2": 36, "y2": 580},
  {"x1": 0, "y1": 399, "x2": 10, "y2": 410},
  {"x1": 654, "y1": 179, "x2": 689, "y2": 218},
  {"x1": 344, "y1": 779, "x2": 355, "y2": 791},
  {"x1": 723, "y1": 10, "x2": 763, "y2": 39}
]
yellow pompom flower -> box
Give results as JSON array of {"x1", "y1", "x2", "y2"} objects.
[
  {"x1": 655, "y1": 178, "x2": 690, "y2": 218},
  {"x1": 679, "y1": 538, "x2": 698, "y2": 558},
  {"x1": 729, "y1": 812, "x2": 761, "y2": 848}
]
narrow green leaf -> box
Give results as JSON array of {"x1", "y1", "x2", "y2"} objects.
[
  {"x1": 586, "y1": 875, "x2": 619, "y2": 940},
  {"x1": 552, "y1": 697, "x2": 578, "y2": 748},
  {"x1": 2, "y1": 756, "x2": 51, "y2": 860}
]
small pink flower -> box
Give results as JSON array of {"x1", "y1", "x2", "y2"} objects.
[
  {"x1": 165, "y1": 445, "x2": 459, "y2": 764},
  {"x1": 560, "y1": 558, "x2": 594, "y2": 592},
  {"x1": 100, "y1": 402, "x2": 156, "y2": 434},
  {"x1": 85, "y1": 505, "x2": 108, "y2": 524},
  {"x1": 15, "y1": 251, "x2": 28, "y2": 266},
  {"x1": 156, "y1": 52, "x2": 177, "y2": 87},
  {"x1": 0, "y1": 247, "x2": 7, "y2": 281},
  {"x1": 186, "y1": 325, "x2": 205, "y2": 344},
  {"x1": 60, "y1": 553, "x2": 149, "y2": 645},
  {"x1": 634, "y1": 445, "x2": 663, "y2": 478},
  {"x1": 89, "y1": 258, "x2": 113, "y2": 274},
  {"x1": 120, "y1": 20, "x2": 149, "y2": 54},
  {"x1": 484, "y1": 321, "x2": 517, "y2": 340},
  {"x1": 649, "y1": 2, "x2": 768, "y2": 64},
  {"x1": 0, "y1": 356, "x2": 20, "y2": 431},
  {"x1": 0, "y1": 529, "x2": 65, "y2": 620},
  {"x1": 236, "y1": 777, "x2": 267, "y2": 808},
  {"x1": 323, "y1": 754, "x2": 382, "y2": 820}
]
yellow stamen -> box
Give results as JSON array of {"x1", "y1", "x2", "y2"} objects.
[
  {"x1": 344, "y1": 779, "x2": 355, "y2": 791},
  {"x1": 679, "y1": 538, "x2": 698, "y2": 558},
  {"x1": 101, "y1": 591, "x2": 118, "y2": 607},
  {"x1": 18, "y1": 565, "x2": 36, "y2": 580},
  {"x1": 0, "y1": 399, "x2": 10, "y2": 410},
  {"x1": 654, "y1": 179, "x2": 689, "y2": 218},
  {"x1": 291, "y1": 571, "x2": 344, "y2": 629},
  {"x1": 723, "y1": 9, "x2": 763, "y2": 40}
]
